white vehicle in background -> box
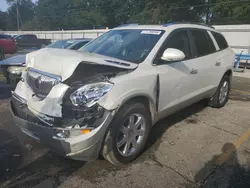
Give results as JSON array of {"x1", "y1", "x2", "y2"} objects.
[{"x1": 10, "y1": 23, "x2": 234, "y2": 165}]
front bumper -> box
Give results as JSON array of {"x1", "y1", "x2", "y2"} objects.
[{"x1": 10, "y1": 96, "x2": 114, "y2": 161}]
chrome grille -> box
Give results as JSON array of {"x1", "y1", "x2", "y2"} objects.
[{"x1": 26, "y1": 68, "x2": 61, "y2": 99}]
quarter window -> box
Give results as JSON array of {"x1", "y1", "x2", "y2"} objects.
[
  {"x1": 190, "y1": 29, "x2": 215, "y2": 57},
  {"x1": 212, "y1": 32, "x2": 228, "y2": 50}
]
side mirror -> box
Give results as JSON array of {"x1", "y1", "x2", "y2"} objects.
[{"x1": 161, "y1": 48, "x2": 185, "y2": 62}]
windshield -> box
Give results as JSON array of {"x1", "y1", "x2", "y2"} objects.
[
  {"x1": 68, "y1": 41, "x2": 90, "y2": 50},
  {"x1": 46, "y1": 40, "x2": 74, "y2": 49},
  {"x1": 79, "y1": 29, "x2": 164, "y2": 63}
]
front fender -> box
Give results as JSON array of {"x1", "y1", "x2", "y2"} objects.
[{"x1": 97, "y1": 70, "x2": 158, "y2": 112}]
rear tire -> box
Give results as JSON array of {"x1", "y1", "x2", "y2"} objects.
[
  {"x1": 209, "y1": 74, "x2": 231, "y2": 108},
  {"x1": 102, "y1": 102, "x2": 151, "y2": 165}
]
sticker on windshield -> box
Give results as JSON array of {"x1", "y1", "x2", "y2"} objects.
[{"x1": 141, "y1": 30, "x2": 162, "y2": 35}]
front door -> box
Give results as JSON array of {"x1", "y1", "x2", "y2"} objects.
[{"x1": 154, "y1": 29, "x2": 200, "y2": 118}]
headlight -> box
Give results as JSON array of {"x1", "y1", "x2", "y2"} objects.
[
  {"x1": 7, "y1": 66, "x2": 26, "y2": 75},
  {"x1": 69, "y1": 82, "x2": 113, "y2": 107}
]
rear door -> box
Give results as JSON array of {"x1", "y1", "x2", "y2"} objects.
[
  {"x1": 210, "y1": 31, "x2": 233, "y2": 85},
  {"x1": 188, "y1": 29, "x2": 218, "y2": 95}
]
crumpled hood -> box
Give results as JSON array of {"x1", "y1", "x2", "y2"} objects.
[
  {"x1": 26, "y1": 48, "x2": 138, "y2": 81},
  {"x1": 0, "y1": 54, "x2": 26, "y2": 66}
]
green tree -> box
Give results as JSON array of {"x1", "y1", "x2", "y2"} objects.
[
  {"x1": 5, "y1": 0, "x2": 35, "y2": 30},
  {"x1": 0, "y1": 11, "x2": 9, "y2": 30},
  {"x1": 210, "y1": 0, "x2": 250, "y2": 24},
  {"x1": 35, "y1": 0, "x2": 107, "y2": 30},
  {"x1": 129, "y1": 0, "x2": 207, "y2": 24}
]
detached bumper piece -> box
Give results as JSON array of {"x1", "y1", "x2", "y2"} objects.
[{"x1": 10, "y1": 96, "x2": 114, "y2": 161}]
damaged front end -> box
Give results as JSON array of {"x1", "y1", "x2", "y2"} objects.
[
  {"x1": 10, "y1": 61, "x2": 133, "y2": 160},
  {"x1": 53, "y1": 63, "x2": 129, "y2": 137}
]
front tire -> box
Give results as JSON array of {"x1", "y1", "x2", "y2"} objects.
[
  {"x1": 102, "y1": 102, "x2": 151, "y2": 165},
  {"x1": 209, "y1": 74, "x2": 231, "y2": 108}
]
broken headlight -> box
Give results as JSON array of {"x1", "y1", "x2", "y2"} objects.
[{"x1": 69, "y1": 82, "x2": 113, "y2": 107}]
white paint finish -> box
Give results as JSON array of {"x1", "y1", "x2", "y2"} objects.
[
  {"x1": 161, "y1": 48, "x2": 185, "y2": 61},
  {"x1": 98, "y1": 64, "x2": 157, "y2": 112},
  {"x1": 213, "y1": 49, "x2": 235, "y2": 85},
  {"x1": 26, "y1": 48, "x2": 138, "y2": 81},
  {"x1": 156, "y1": 60, "x2": 197, "y2": 114},
  {"x1": 14, "y1": 24, "x2": 234, "y2": 125},
  {"x1": 27, "y1": 83, "x2": 69, "y2": 117},
  {"x1": 193, "y1": 53, "x2": 218, "y2": 90},
  {"x1": 14, "y1": 80, "x2": 69, "y2": 117}
]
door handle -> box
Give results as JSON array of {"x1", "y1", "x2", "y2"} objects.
[
  {"x1": 190, "y1": 68, "x2": 198, "y2": 74},
  {"x1": 215, "y1": 61, "x2": 221, "y2": 66}
]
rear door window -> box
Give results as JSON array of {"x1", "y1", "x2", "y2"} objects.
[
  {"x1": 212, "y1": 32, "x2": 228, "y2": 50},
  {"x1": 190, "y1": 29, "x2": 216, "y2": 57}
]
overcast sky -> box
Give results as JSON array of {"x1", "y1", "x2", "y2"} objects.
[
  {"x1": 0, "y1": 0, "x2": 9, "y2": 11},
  {"x1": 0, "y1": 0, "x2": 37, "y2": 11}
]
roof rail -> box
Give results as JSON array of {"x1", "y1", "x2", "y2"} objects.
[
  {"x1": 163, "y1": 21, "x2": 214, "y2": 29},
  {"x1": 162, "y1": 22, "x2": 176, "y2": 27},
  {"x1": 116, "y1": 23, "x2": 139, "y2": 28},
  {"x1": 194, "y1": 23, "x2": 215, "y2": 29}
]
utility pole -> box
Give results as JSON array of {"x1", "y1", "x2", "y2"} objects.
[
  {"x1": 16, "y1": 0, "x2": 20, "y2": 30},
  {"x1": 205, "y1": 0, "x2": 210, "y2": 24}
]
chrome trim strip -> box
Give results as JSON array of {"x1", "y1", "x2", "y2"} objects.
[
  {"x1": 27, "y1": 67, "x2": 62, "y2": 81},
  {"x1": 11, "y1": 91, "x2": 26, "y2": 104}
]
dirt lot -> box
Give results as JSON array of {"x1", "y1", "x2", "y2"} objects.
[{"x1": 0, "y1": 75, "x2": 250, "y2": 188}]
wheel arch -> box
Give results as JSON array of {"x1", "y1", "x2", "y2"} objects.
[
  {"x1": 222, "y1": 68, "x2": 233, "y2": 83},
  {"x1": 224, "y1": 69, "x2": 233, "y2": 78},
  {"x1": 117, "y1": 94, "x2": 156, "y2": 126}
]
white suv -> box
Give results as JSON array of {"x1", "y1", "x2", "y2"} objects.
[{"x1": 11, "y1": 23, "x2": 234, "y2": 165}]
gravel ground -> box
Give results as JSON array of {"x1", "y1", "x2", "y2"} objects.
[{"x1": 0, "y1": 76, "x2": 250, "y2": 188}]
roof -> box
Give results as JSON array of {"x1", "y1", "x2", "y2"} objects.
[{"x1": 113, "y1": 23, "x2": 217, "y2": 32}]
